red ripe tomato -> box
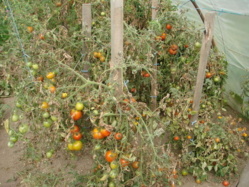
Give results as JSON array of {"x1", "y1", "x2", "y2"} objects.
[
  {"x1": 70, "y1": 125, "x2": 80, "y2": 133},
  {"x1": 120, "y1": 158, "x2": 130, "y2": 167},
  {"x1": 222, "y1": 180, "x2": 230, "y2": 186},
  {"x1": 73, "y1": 132, "x2": 83, "y2": 140},
  {"x1": 173, "y1": 136, "x2": 180, "y2": 141},
  {"x1": 130, "y1": 88, "x2": 136, "y2": 93},
  {"x1": 70, "y1": 109, "x2": 83, "y2": 121},
  {"x1": 114, "y1": 133, "x2": 123, "y2": 140},
  {"x1": 105, "y1": 150, "x2": 118, "y2": 162},
  {"x1": 100, "y1": 129, "x2": 111, "y2": 137},
  {"x1": 166, "y1": 24, "x2": 172, "y2": 30},
  {"x1": 92, "y1": 128, "x2": 104, "y2": 139},
  {"x1": 143, "y1": 73, "x2": 150, "y2": 77}
]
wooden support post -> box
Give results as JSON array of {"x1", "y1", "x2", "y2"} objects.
[
  {"x1": 190, "y1": 0, "x2": 216, "y2": 47},
  {"x1": 110, "y1": 0, "x2": 123, "y2": 97},
  {"x1": 82, "y1": 4, "x2": 92, "y2": 79},
  {"x1": 190, "y1": 13, "x2": 216, "y2": 124},
  {"x1": 150, "y1": 0, "x2": 158, "y2": 110}
]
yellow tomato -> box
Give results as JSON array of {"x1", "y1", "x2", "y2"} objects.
[{"x1": 46, "y1": 72, "x2": 55, "y2": 79}]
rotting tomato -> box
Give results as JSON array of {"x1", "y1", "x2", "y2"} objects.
[
  {"x1": 38, "y1": 34, "x2": 45, "y2": 40},
  {"x1": 114, "y1": 132, "x2": 123, "y2": 140},
  {"x1": 105, "y1": 150, "x2": 118, "y2": 162},
  {"x1": 120, "y1": 158, "x2": 130, "y2": 167},
  {"x1": 73, "y1": 132, "x2": 83, "y2": 140},
  {"x1": 70, "y1": 125, "x2": 80, "y2": 133},
  {"x1": 100, "y1": 129, "x2": 111, "y2": 137},
  {"x1": 37, "y1": 76, "x2": 44, "y2": 82},
  {"x1": 70, "y1": 109, "x2": 83, "y2": 121},
  {"x1": 132, "y1": 161, "x2": 139, "y2": 169}
]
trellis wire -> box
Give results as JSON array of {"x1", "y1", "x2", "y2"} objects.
[{"x1": 3, "y1": 0, "x2": 33, "y2": 79}]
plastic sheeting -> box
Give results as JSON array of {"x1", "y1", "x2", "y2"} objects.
[{"x1": 174, "y1": 0, "x2": 249, "y2": 116}]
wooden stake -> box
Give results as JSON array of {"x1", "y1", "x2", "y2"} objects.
[
  {"x1": 110, "y1": 0, "x2": 123, "y2": 97},
  {"x1": 150, "y1": 0, "x2": 159, "y2": 110},
  {"x1": 190, "y1": 13, "x2": 216, "y2": 124},
  {"x1": 82, "y1": 4, "x2": 92, "y2": 79},
  {"x1": 190, "y1": 0, "x2": 216, "y2": 47}
]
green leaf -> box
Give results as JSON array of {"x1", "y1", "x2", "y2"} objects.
[{"x1": 208, "y1": 166, "x2": 213, "y2": 171}]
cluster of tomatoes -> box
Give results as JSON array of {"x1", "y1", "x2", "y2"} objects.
[{"x1": 93, "y1": 51, "x2": 106, "y2": 62}]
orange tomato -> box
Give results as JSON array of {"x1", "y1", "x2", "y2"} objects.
[
  {"x1": 205, "y1": 72, "x2": 212, "y2": 78},
  {"x1": 70, "y1": 109, "x2": 83, "y2": 121},
  {"x1": 49, "y1": 86, "x2": 56, "y2": 93},
  {"x1": 215, "y1": 138, "x2": 220, "y2": 143},
  {"x1": 166, "y1": 24, "x2": 172, "y2": 30},
  {"x1": 114, "y1": 132, "x2": 123, "y2": 140},
  {"x1": 120, "y1": 158, "x2": 130, "y2": 167},
  {"x1": 187, "y1": 135, "x2": 192, "y2": 140},
  {"x1": 168, "y1": 48, "x2": 177, "y2": 55},
  {"x1": 55, "y1": 2, "x2": 62, "y2": 7},
  {"x1": 173, "y1": 136, "x2": 180, "y2": 141},
  {"x1": 37, "y1": 76, "x2": 44, "y2": 82},
  {"x1": 92, "y1": 128, "x2": 105, "y2": 139},
  {"x1": 27, "y1": 26, "x2": 34, "y2": 33},
  {"x1": 105, "y1": 150, "x2": 118, "y2": 162},
  {"x1": 132, "y1": 161, "x2": 139, "y2": 169},
  {"x1": 100, "y1": 129, "x2": 111, "y2": 137},
  {"x1": 170, "y1": 44, "x2": 178, "y2": 51},
  {"x1": 161, "y1": 33, "x2": 167, "y2": 41},
  {"x1": 143, "y1": 73, "x2": 150, "y2": 77}
]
